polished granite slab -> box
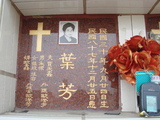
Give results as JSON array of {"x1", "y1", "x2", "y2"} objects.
[{"x1": 16, "y1": 15, "x2": 120, "y2": 112}]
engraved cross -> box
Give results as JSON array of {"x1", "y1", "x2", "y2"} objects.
[{"x1": 29, "y1": 22, "x2": 51, "y2": 52}]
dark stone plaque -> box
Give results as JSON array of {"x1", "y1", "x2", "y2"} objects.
[
  {"x1": 145, "y1": 14, "x2": 160, "y2": 43},
  {"x1": 16, "y1": 15, "x2": 121, "y2": 113}
]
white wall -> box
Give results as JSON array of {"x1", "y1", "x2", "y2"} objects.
[
  {"x1": 118, "y1": 15, "x2": 146, "y2": 112},
  {"x1": 0, "y1": 0, "x2": 20, "y2": 114}
]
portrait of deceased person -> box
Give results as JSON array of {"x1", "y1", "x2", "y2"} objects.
[{"x1": 59, "y1": 21, "x2": 78, "y2": 44}]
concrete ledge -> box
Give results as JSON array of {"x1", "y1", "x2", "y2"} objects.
[{"x1": 0, "y1": 110, "x2": 160, "y2": 120}]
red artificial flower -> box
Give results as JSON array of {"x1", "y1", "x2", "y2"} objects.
[
  {"x1": 133, "y1": 51, "x2": 151, "y2": 69},
  {"x1": 152, "y1": 55, "x2": 160, "y2": 68},
  {"x1": 108, "y1": 44, "x2": 123, "y2": 60},
  {"x1": 150, "y1": 55, "x2": 160, "y2": 75},
  {"x1": 125, "y1": 35, "x2": 144, "y2": 52},
  {"x1": 123, "y1": 72, "x2": 136, "y2": 85},
  {"x1": 107, "y1": 35, "x2": 160, "y2": 85},
  {"x1": 141, "y1": 38, "x2": 160, "y2": 54},
  {"x1": 112, "y1": 48, "x2": 133, "y2": 74}
]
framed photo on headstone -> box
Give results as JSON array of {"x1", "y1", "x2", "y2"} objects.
[{"x1": 59, "y1": 21, "x2": 78, "y2": 44}]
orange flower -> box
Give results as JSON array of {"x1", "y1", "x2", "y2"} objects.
[
  {"x1": 112, "y1": 48, "x2": 133, "y2": 74},
  {"x1": 108, "y1": 44, "x2": 123, "y2": 60},
  {"x1": 133, "y1": 51, "x2": 151, "y2": 69},
  {"x1": 133, "y1": 51, "x2": 160, "y2": 74},
  {"x1": 152, "y1": 55, "x2": 160, "y2": 67},
  {"x1": 125, "y1": 35, "x2": 144, "y2": 52},
  {"x1": 106, "y1": 35, "x2": 160, "y2": 85},
  {"x1": 150, "y1": 55, "x2": 160, "y2": 75},
  {"x1": 141, "y1": 39, "x2": 160, "y2": 54},
  {"x1": 123, "y1": 72, "x2": 136, "y2": 85}
]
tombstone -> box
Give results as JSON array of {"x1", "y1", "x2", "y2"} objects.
[{"x1": 16, "y1": 15, "x2": 121, "y2": 113}]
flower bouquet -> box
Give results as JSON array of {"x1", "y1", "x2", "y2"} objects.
[{"x1": 107, "y1": 35, "x2": 160, "y2": 84}]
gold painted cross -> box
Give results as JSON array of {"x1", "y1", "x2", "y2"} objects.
[
  {"x1": 151, "y1": 22, "x2": 160, "y2": 34},
  {"x1": 29, "y1": 22, "x2": 51, "y2": 52}
]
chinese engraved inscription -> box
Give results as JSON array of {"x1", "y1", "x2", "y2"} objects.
[
  {"x1": 87, "y1": 28, "x2": 109, "y2": 109},
  {"x1": 59, "y1": 53, "x2": 76, "y2": 70},
  {"x1": 58, "y1": 82, "x2": 77, "y2": 100},
  {"x1": 16, "y1": 17, "x2": 120, "y2": 112}
]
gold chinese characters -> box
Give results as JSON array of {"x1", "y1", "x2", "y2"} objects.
[{"x1": 87, "y1": 28, "x2": 109, "y2": 109}]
